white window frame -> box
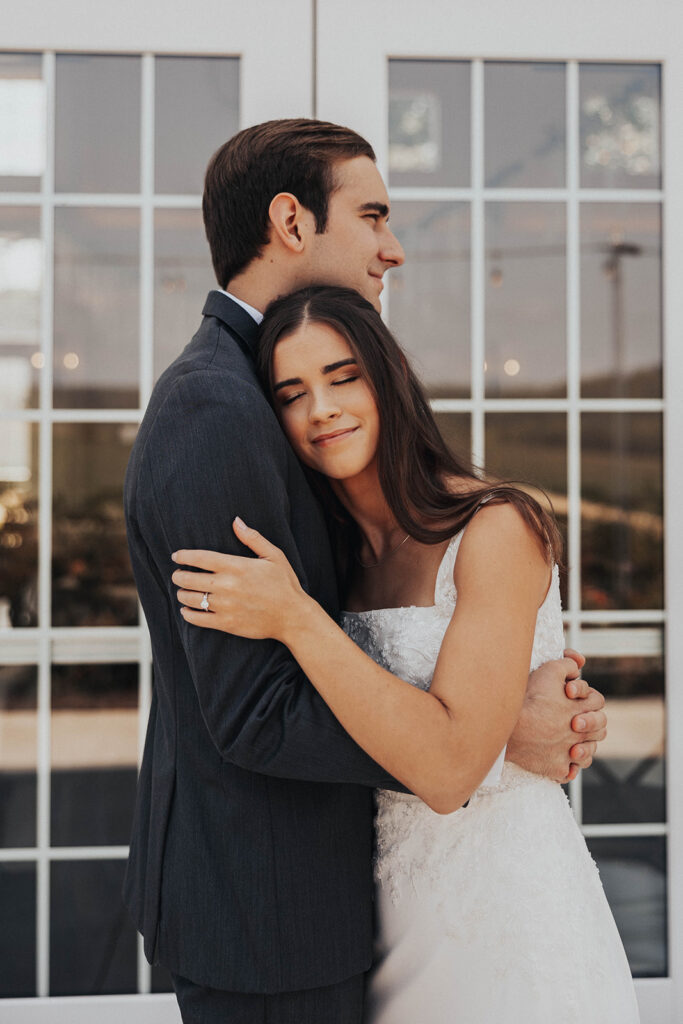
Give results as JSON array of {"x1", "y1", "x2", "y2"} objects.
[
  {"x1": 0, "y1": 2, "x2": 313, "y2": 1020},
  {"x1": 316, "y1": 2, "x2": 683, "y2": 1021}
]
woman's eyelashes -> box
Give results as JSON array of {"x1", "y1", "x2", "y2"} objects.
[{"x1": 279, "y1": 375, "x2": 360, "y2": 406}]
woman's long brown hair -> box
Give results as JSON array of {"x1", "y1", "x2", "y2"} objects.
[{"x1": 257, "y1": 285, "x2": 562, "y2": 591}]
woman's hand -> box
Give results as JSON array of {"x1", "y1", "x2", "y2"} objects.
[{"x1": 171, "y1": 517, "x2": 308, "y2": 641}]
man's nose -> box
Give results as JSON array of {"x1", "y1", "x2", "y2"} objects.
[{"x1": 380, "y1": 226, "x2": 405, "y2": 267}]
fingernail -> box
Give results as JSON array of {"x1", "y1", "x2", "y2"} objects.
[
  {"x1": 171, "y1": 552, "x2": 178, "y2": 562},
  {"x1": 576, "y1": 747, "x2": 584, "y2": 758},
  {"x1": 234, "y1": 516, "x2": 246, "y2": 530},
  {"x1": 577, "y1": 717, "x2": 586, "y2": 730}
]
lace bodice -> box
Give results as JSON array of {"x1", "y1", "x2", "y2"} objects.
[
  {"x1": 340, "y1": 530, "x2": 566, "y2": 896},
  {"x1": 342, "y1": 529, "x2": 564, "y2": 697}
]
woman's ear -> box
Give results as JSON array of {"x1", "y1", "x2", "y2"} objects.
[{"x1": 268, "y1": 192, "x2": 314, "y2": 254}]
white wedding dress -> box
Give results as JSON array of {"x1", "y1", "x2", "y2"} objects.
[{"x1": 342, "y1": 532, "x2": 640, "y2": 1024}]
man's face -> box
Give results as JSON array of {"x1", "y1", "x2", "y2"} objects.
[{"x1": 305, "y1": 156, "x2": 405, "y2": 311}]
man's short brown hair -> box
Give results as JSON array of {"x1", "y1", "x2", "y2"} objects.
[{"x1": 202, "y1": 118, "x2": 376, "y2": 289}]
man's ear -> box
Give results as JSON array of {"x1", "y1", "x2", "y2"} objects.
[{"x1": 268, "y1": 193, "x2": 314, "y2": 254}]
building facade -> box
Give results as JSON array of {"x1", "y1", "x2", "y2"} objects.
[{"x1": 0, "y1": 1, "x2": 681, "y2": 1020}]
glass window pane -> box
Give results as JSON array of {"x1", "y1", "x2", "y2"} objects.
[
  {"x1": 0, "y1": 207, "x2": 42, "y2": 410},
  {"x1": 50, "y1": 859, "x2": 137, "y2": 995},
  {"x1": 580, "y1": 64, "x2": 661, "y2": 190},
  {"x1": 389, "y1": 60, "x2": 470, "y2": 187},
  {"x1": 155, "y1": 56, "x2": 239, "y2": 195},
  {"x1": 154, "y1": 208, "x2": 215, "y2": 381},
  {"x1": 0, "y1": 422, "x2": 38, "y2": 628},
  {"x1": 388, "y1": 201, "x2": 470, "y2": 398},
  {"x1": 52, "y1": 423, "x2": 138, "y2": 627},
  {"x1": 0, "y1": 53, "x2": 45, "y2": 192},
  {"x1": 485, "y1": 412, "x2": 567, "y2": 603},
  {"x1": 433, "y1": 413, "x2": 471, "y2": 465},
  {"x1": 581, "y1": 413, "x2": 662, "y2": 610},
  {"x1": 485, "y1": 62, "x2": 565, "y2": 188},
  {"x1": 0, "y1": 862, "x2": 36, "y2": 996},
  {"x1": 485, "y1": 202, "x2": 566, "y2": 397},
  {"x1": 586, "y1": 836, "x2": 667, "y2": 977},
  {"x1": 55, "y1": 55, "x2": 141, "y2": 194},
  {"x1": 51, "y1": 664, "x2": 138, "y2": 846},
  {"x1": 581, "y1": 203, "x2": 661, "y2": 397},
  {"x1": 0, "y1": 666, "x2": 37, "y2": 847},
  {"x1": 581, "y1": 642, "x2": 665, "y2": 825},
  {"x1": 54, "y1": 207, "x2": 139, "y2": 409}
]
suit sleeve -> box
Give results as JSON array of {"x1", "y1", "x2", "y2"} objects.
[{"x1": 138, "y1": 367, "x2": 406, "y2": 789}]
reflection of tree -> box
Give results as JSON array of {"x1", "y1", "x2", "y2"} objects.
[
  {"x1": 0, "y1": 487, "x2": 38, "y2": 627},
  {"x1": 52, "y1": 490, "x2": 137, "y2": 627}
]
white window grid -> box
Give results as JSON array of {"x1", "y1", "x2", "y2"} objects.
[
  {"x1": 386, "y1": 53, "x2": 667, "y2": 942},
  {"x1": 0, "y1": 52, "x2": 669, "y2": 998}
]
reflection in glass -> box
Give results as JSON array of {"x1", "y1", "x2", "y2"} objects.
[
  {"x1": 0, "y1": 207, "x2": 42, "y2": 410},
  {"x1": 0, "y1": 666, "x2": 37, "y2": 848},
  {"x1": 485, "y1": 413, "x2": 567, "y2": 602},
  {"x1": 50, "y1": 859, "x2": 137, "y2": 995},
  {"x1": 580, "y1": 64, "x2": 661, "y2": 190},
  {"x1": 154, "y1": 208, "x2": 215, "y2": 380},
  {"x1": 0, "y1": 862, "x2": 36, "y2": 996},
  {"x1": 433, "y1": 413, "x2": 471, "y2": 466},
  {"x1": 155, "y1": 56, "x2": 239, "y2": 195},
  {"x1": 51, "y1": 664, "x2": 138, "y2": 846},
  {"x1": 0, "y1": 422, "x2": 38, "y2": 628},
  {"x1": 485, "y1": 62, "x2": 565, "y2": 188},
  {"x1": 54, "y1": 207, "x2": 139, "y2": 409},
  {"x1": 581, "y1": 646, "x2": 664, "y2": 824},
  {"x1": 389, "y1": 60, "x2": 470, "y2": 187},
  {"x1": 485, "y1": 202, "x2": 566, "y2": 397},
  {"x1": 55, "y1": 55, "x2": 141, "y2": 194},
  {"x1": 581, "y1": 413, "x2": 662, "y2": 610},
  {"x1": 581, "y1": 203, "x2": 661, "y2": 397},
  {"x1": 587, "y1": 837, "x2": 667, "y2": 977},
  {"x1": 388, "y1": 202, "x2": 470, "y2": 398},
  {"x1": 52, "y1": 423, "x2": 138, "y2": 627},
  {"x1": 0, "y1": 53, "x2": 45, "y2": 192}
]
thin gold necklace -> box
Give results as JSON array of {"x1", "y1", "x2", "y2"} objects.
[{"x1": 356, "y1": 532, "x2": 411, "y2": 569}]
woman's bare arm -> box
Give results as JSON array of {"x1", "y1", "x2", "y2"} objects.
[{"x1": 173, "y1": 506, "x2": 553, "y2": 813}]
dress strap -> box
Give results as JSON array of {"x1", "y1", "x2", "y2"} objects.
[{"x1": 433, "y1": 531, "x2": 465, "y2": 607}]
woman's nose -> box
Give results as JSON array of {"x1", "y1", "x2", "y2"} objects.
[{"x1": 309, "y1": 390, "x2": 341, "y2": 422}]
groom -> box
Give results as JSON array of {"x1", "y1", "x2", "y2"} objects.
[{"x1": 124, "y1": 119, "x2": 607, "y2": 1023}]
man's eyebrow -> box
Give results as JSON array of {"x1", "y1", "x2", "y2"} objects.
[
  {"x1": 358, "y1": 201, "x2": 390, "y2": 218},
  {"x1": 273, "y1": 359, "x2": 358, "y2": 392}
]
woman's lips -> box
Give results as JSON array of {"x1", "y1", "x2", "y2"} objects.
[{"x1": 312, "y1": 427, "x2": 359, "y2": 446}]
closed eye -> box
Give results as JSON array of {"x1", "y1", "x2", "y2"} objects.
[
  {"x1": 280, "y1": 391, "x2": 305, "y2": 406},
  {"x1": 332, "y1": 375, "x2": 359, "y2": 386}
]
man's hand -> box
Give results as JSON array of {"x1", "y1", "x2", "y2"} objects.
[{"x1": 506, "y1": 650, "x2": 607, "y2": 783}]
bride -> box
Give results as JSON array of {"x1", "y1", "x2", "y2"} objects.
[{"x1": 171, "y1": 285, "x2": 640, "y2": 1022}]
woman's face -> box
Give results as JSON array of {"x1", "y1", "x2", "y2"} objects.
[{"x1": 271, "y1": 321, "x2": 381, "y2": 482}]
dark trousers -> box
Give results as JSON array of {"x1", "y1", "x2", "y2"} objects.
[{"x1": 171, "y1": 970, "x2": 365, "y2": 1024}]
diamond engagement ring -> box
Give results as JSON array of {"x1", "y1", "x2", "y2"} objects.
[{"x1": 200, "y1": 592, "x2": 210, "y2": 612}]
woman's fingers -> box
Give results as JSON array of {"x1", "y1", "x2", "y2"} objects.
[
  {"x1": 233, "y1": 517, "x2": 282, "y2": 560},
  {"x1": 176, "y1": 588, "x2": 213, "y2": 610},
  {"x1": 172, "y1": 548, "x2": 232, "y2": 571},
  {"x1": 171, "y1": 569, "x2": 215, "y2": 592}
]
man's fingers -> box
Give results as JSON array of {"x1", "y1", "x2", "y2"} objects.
[
  {"x1": 569, "y1": 741, "x2": 596, "y2": 769},
  {"x1": 571, "y1": 709, "x2": 607, "y2": 734},
  {"x1": 565, "y1": 676, "x2": 590, "y2": 699},
  {"x1": 563, "y1": 647, "x2": 586, "y2": 670}
]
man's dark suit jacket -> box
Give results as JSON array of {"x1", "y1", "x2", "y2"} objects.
[{"x1": 123, "y1": 290, "x2": 401, "y2": 994}]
